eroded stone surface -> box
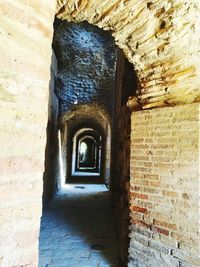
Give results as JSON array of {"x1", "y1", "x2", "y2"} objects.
[
  {"x1": 1, "y1": 1, "x2": 200, "y2": 267},
  {"x1": 53, "y1": 19, "x2": 117, "y2": 116},
  {"x1": 0, "y1": 1, "x2": 56, "y2": 266}
]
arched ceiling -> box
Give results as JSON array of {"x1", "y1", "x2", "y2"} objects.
[
  {"x1": 59, "y1": 103, "x2": 110, "y2": 125},
  {"x1": 53, "y1": 20, "x2": 117, "y2": 116},
  {"x1": 56, "y1": 0, "x2": 200, "y2": 109}
]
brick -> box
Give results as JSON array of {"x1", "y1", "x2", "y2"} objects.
[
  {"x1": 131, "y1": 144, "x2": 150, "y2": 150},
  {"x1": 151, "y1": 225, "x2": 169, "y2": 236},
  {"x1": 149, "y1": 181, "x2": 160, "y2": 187},
  {"x1": 143, "y1": 187, "x2": 159, "y2": 194},
  {"x1": 154, "y1": 163, "x2": 174, "y2": 169},
  {"x1": 131, "y1": 186, "x2": 142, "y2": 192},
  {"x1": 131, "y1": 193, "x2": 149, "y2": 200},
  {"x1": 132, "y1": 167, "x2": 151, "y2": 173},
  {"x1": 154, "y1": 219, "x2": 177, "y2": 230},
  {"x1": 151, "y1": 156, "x2": 171, "y2": 162},
  {"x1": 172, "y1": 249, "x2": 200, "y2": 266},
  {"x1": 131, "y1": 155, "x2": 149, "y2": 161},
  {"x1": 130, "y1": 225, "x2": 152, "y2": 238},
  {"x1": 132, "y1": 179, "x2": 149, "y2": 186},
  {"x1": 148, "y1": 240, "x2": 172, "y2": 255},
  {"x1": 143, "y1": 174, "x2": 159, "y2": 180},
  {"x1": 130, "y1": 104, "x2": 199, "y2": 267},
  {"x1": 131, "y1": 232, "x2": 149, "y2": 246},
  {"x1": 132, "y1": 138, "x2": 144, "y2": 143},
  {"x1": 162, "y1": 190, "x2": 178, "y2": 198},
  {"x1": 132, "y1": 206, "x2": 148, "y2": 214},
  {"x1": 131, "y1": 219, "x2": 150, "y2": 229}
]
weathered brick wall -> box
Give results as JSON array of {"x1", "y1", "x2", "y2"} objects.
[
  {"x1": 0, "y1": 1, "x2": 56, "y2": 266},
  {"x1": 1, "y1": 1, "x2": 200, "y2": 266},
  {"x1": 57, "y1": 0, "x2": 200, "y2": 109},
  {"x1": 129, "y1": 103, "x2": 200, "y2": 267}
]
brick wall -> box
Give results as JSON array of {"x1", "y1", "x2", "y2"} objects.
[
  {"x1": 129, "y1": 103, "x2": 200, "y2": 267},
  {"x1": 57, "y1": 0, "x2": 200, "y2": 109},
  {"x1": 0, "y1": 1, "x2": 56, "y2": 266},
  {"x1": 1, "y1": 1, "x2": 200, "y2": 266}
]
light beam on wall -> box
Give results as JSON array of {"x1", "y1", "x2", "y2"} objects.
[{"x1": 58, "y1": 130, "x2": 65, "y2": 188}]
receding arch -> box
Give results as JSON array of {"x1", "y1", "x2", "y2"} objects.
[
  {"x1": 58, "y1": 104, "x2": 112, "y2": 186},
  {"x1": 71, "y1": 127, "x2": 102, "y2": 177},
  {"x1": 1, "y1": 1, "x2": 200, "y2": 267}
]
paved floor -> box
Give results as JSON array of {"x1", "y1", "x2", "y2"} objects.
[{"x1": 39, "y1": 184, "x2": 121, "y2": 267}]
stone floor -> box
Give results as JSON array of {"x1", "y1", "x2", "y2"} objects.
[{"x1": 39, "y1": 184, "x2": 121, "y2": 267}]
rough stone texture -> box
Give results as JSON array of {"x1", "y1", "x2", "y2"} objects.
[
  {"x1": 1, "y1": 0, "x2": 200, "y2": 266},
  {"x1": 53, "y1": 19, "x2": 117, "y2": 116},
  {"x1": 129, "y1": 103, "x2": 200, "y2": 267},
  {"x1": 56, "y1": 0, "x2": 200, "y2": 109},
  {"x1": 0, "y1": 0, "x2": 56, "y2": 266},
  {"x1": 39, "y1": 184, "x2": 120, "y2": 267}
]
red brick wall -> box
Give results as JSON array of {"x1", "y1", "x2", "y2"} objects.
[{"x1": 129, "y1": 103, "x2": 200, "y2": 267}]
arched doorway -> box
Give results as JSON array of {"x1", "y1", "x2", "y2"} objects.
[
  {"x1": 1, "y1": 1, "x2": 200, "y2": 267},
  {"x1": 71, "y1": 128, "x2": 103, "y2": 181},
  {"x1": 41, "y1": 18, "x2": 135, "y2": 266}
]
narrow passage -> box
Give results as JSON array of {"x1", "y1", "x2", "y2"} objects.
[{"x1": 39, "y1": 184, "x2": 120, "y2": 267}]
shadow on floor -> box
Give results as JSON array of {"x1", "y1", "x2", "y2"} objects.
[{"x1": 39, "y1": 184, "x2": 121, "y2": 267}]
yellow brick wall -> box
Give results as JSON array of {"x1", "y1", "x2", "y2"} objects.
[
  {"x1": 56, "y1": 0, "x2": 200, "y2": 109},
  {"x1": 0, "y1": 1, "x2": 56, "y2": 266}
]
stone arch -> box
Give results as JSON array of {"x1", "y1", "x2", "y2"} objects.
[
  {"x1": 1, "y1": 1, "x2": 200, "y2": 267},
  {"x1": 58, "y1": 104, "x2": 112, "y2": 187},
  {"x1": 71, "y1": 128, "x2": 102, "y2": 177},
  {"x1": 60, "y1": 103, "x2": 111, "y2": 124},
  {"x1": 56, "y1": 0, "x2": 200, "y2": 109}
]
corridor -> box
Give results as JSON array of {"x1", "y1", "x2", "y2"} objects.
[{"x1": 39, "y1": 185, "x2": 121, "y2": 267}]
